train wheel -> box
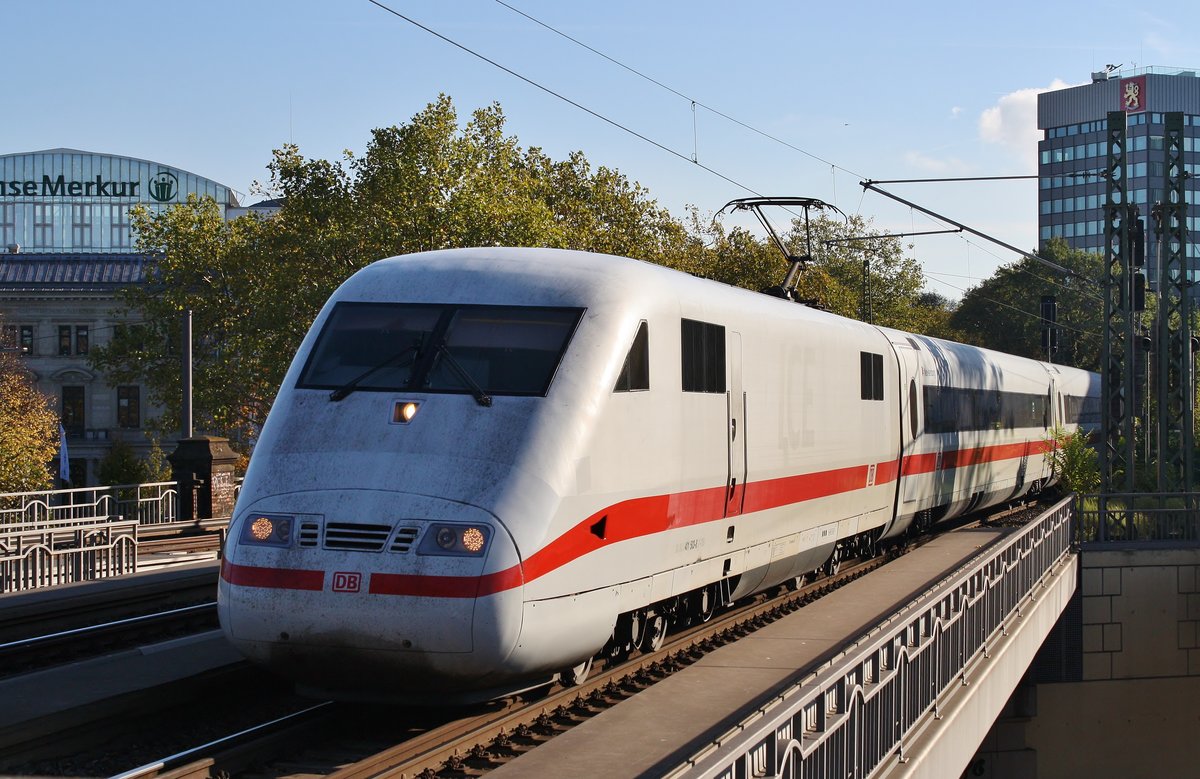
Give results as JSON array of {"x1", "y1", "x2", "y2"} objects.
[
  {"x1": 561, "y1": 656, "x2": 594, "y2": 687},
  {"x1": 641, "y1": 614, "x2": 669, "y2": 653}
]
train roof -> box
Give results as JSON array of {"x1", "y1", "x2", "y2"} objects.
[{"x1": 338, "y1": 246, "x2": 851, "y2": 327}]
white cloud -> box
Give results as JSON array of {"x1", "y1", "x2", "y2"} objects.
[
  {"x1": 950, "y1": 106, "x2": 963, "y2": 119},
  {"x1": 979, "y1": 79, "x2": 1075, "y2": 159},
  {"x1": 903, "y1": 150, "x2": 970, "y2": 175}
]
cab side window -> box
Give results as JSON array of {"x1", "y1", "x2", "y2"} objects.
[
  {"x1": 614, "y1": 321, "x2": 650, "y2": 392},
  {"x1": 681, "y1": 318, "x2": 725, "y2": 393}
]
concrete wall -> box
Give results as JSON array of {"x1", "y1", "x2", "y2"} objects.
[
  {"x1": 970, "y1": 547, "x2": 1200, "y2": 778},
  {"x1": 1079, "y1": 547, "x2": 1200, "y2": 678}
]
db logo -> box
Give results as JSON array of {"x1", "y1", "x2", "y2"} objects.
[{"x1": 332, "y1": 571, "x2": 362, "y2": 592}]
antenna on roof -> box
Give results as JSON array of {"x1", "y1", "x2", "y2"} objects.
[{"x1": 719, "y1": 196, "x2": 846, "y2": 301}]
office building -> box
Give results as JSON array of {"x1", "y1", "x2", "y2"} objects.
[{"x1": 1036, "y1": 66, "x2": 1200, "y2": 281}]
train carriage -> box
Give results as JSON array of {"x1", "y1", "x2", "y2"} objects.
[{"x1": 218, "y1": 247, "x2": 1098, "y2": 702}]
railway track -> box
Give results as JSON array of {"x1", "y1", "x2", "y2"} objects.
[
  {"x1": 109, "y1": 544, "x2": 918, "y2": 778},
  {"x1": 113, "y1": 552, "x2": 898, "y2": 779},
  {"x1": 0, "y1": 602, "x2": 218, "y2": 677},
  {"x1": 0, "y1": 564, "x2": 217, "y2": 647}
]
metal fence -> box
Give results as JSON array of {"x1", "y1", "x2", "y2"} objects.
[
  {"x1": 1075, "y1": 492, "x2": 1200, "y2": 544},
  {"x1": 1, "y1": 515, "x2": 138, "y2": 591},
  {"x1": 0, "y1": 482, "x2": 178, "y2": 527},
  {"x1": 674, "y1": 496, "x2": 1076, "y2": 779},
  {"x1": 0, "y1": 482, "x2": 181, "y2": 594}
]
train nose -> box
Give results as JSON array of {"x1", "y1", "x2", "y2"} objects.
[{"x1": 217, "y1": 490, "x2": 524, "y2": 696}]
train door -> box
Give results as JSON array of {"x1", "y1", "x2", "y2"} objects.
[
  {"x1": 892, "y1": 340, "x2": 924, "y2": 525},
  {"x1": 726, "y1": 331, "x2": 746, "y2": 517}
]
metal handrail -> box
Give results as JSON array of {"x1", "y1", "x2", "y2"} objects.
[{"x1": 673, "y1": 497, "x2": 1076, "y2": 778}]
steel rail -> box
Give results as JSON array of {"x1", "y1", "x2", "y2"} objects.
[
  {"x1": 0, "y1": 602, "x2": 218, "y2": 675},
  {"x1": 110, "y1": 702, "x2": 335, "y2": 779}
]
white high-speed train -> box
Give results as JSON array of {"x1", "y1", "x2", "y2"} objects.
[{"x1": 217, "y1": 247, "x2": 1099, "y2": 703}]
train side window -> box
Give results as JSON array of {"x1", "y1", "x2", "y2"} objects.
[
  {"x1": 681, "y1": 318, "x2": 725, "y2": 393},
  {"x1": 614, "y1": 321, "x2": 650, "y2": 392},
  {"x1": 860, "y1": 351, "x2": 884, "y2": 400}
]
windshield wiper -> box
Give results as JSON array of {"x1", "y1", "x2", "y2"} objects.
[
  {"x1": 329, "y1": 343, "x2": 421, "y2": 402},
  {"x1": 435, "y1": 344, "x2": 493, "y2": 407}
]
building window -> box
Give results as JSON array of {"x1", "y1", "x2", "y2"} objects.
[
  {"x1": 62, "y1": 386, "x2": 85, "y2": 438},
  {"x1": 681, "y1": 319, "x2": 725, "y2": 393},
  {"x1": 33, "y1": 204, "x2": 54, "y2": 247},
  {"x1": 71, "y1": 204, "x2": 92, "y2": 248},
  {"x1": 0, "y1": 204, "x2": 14, "y2": 247},
  {"x1": 110, "y1": 204, "x2": 131, "y2": 248},
  {"x1": 614, "y1": 321, "x2": 650, "y2": 392},
  {"x1": 117, "y1": 386, "x2": 140, "y2": 429},
  {"x1": 6, "y1": 324, "x2": 36, "y2": 354},
  {"x1": 58, "y1": 324, "x2": 90, "y2": 355}
]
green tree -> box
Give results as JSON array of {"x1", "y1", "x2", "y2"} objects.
[
  {"x1": 665, "y1": 209, "x2": 783, "y2": 292},
  {"x1": 785, "y1": 214, "x2": 931, "y2": 333},
  {"x1": 90, "y1": 194, "x2": 278, "y2": 447},
  {"x1": 97, "y1": 439, "x2": 148, "y2": 486},
  {"x1": 950, "y1": 239, "x2": 1103, "y2": 369},
  {"x1": 0, "y1": 320, "x2": 59, "y2": 494},
  {"x1": 907, "y1": 291, "x2": 963, "y2": 341},
  {"x1": 144, "y1": 435, "x2": 173, "y2": 482}
]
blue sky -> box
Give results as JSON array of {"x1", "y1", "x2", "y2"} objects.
[{"x1": 9, "y1": 1, "x2": 1200, "y2": 298}]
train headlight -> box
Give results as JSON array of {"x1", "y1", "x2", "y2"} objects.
[
  {"x1": 419, "y1": 523, "x2": 491, "y2": 556},
  {"x1": 239, "y1": 513, "x2": 294, "y2": 548},
  {"x1": 391, "y1": 400, "x2": 421, "y2": 424},
  {"x1": 435, "y1": 527, "x2": 458, "y2": 550}
]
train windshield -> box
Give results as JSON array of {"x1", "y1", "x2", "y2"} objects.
[{"x1": 297, "y1": 302, "x2": 583, "y2": 397}]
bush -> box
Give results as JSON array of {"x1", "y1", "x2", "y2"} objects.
[{"x1": 1047, "y1": 426, "x2": 1100, "y2": 495}]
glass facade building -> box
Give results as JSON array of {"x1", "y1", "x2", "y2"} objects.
[
  {"x1": 1037, "y1": 67, "x2": 1200, "y2": 285},
  {"x1": 0, "y1": 149, "x2": 240, "y2": 486},
  {"x1": 0, "y1": 148, "x2": 236, "y2": 252}
]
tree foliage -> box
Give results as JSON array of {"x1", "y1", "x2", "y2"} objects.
[
  {"x1": 785, "y1": 214, "x2": 943, "y2": 333},
  {"x1": 97, "y1": 439, "x2": 148, "y2": 486},
  {"x1": 91, "y1": 95, "x2": 950, "y2": 452},
  {"x1": 0, "y1": 317, "x2": 59, "y2": 494},
  {"x1": 950, "y1": 239, "x2": 1103, "y2": 369},
  {"x1": 1047, "y1": 426, "x2": 1100, "y2": 495},
  {"x1": 90, "y1": 96, "x2": 690, "y2": 450}
]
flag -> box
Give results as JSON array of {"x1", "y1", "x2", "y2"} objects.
[{"x1": 58, "y1": 424, "x2": 70, "y2": 484}]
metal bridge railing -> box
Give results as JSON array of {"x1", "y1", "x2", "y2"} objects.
[
  {"x1": 1076, "y1": 493, "x2": 1200, "y2": 544},
  {"x1": 0, "y1": 482, "x2": 179, "y2": 528},
  {"x1": 0, "y1": 479, "x2": 243, "y2": 593},
  {"x1": 0, "y1": 515, "x2": 138, "y2": 592},
  {"x1": 673, "y1": 496, "x2": 1076, "y2": 779}
]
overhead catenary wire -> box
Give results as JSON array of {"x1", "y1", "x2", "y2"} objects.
[
  {"x1": 365, "y1": 0, "x2": 767, "y2": 199},
  {"x1": 375, "y1": 0, "x2": 1081, "y2": 304},
  {"x1": 492, "y1": 0, "x2": 867, "y2": 181}
]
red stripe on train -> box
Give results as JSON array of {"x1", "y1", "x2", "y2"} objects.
[
  {"x1": 221, "y1": 559, "x2": 324, "y2": 590},
  {"x1": 224, "y1": 439, "x2": 1047, "y2": 597}
]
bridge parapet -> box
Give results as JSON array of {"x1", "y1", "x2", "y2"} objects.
[{"x1": 674, "y1": 497, "x2": 1077, "y2": 779}]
